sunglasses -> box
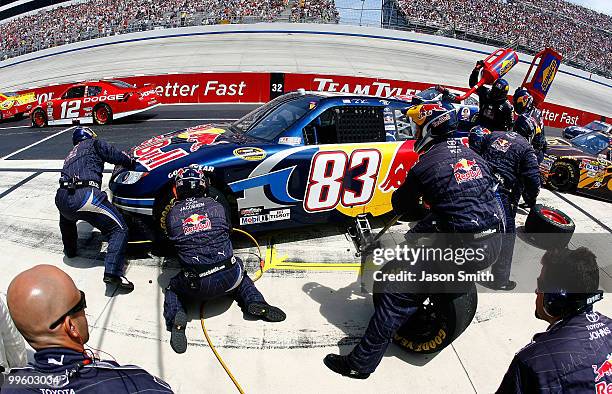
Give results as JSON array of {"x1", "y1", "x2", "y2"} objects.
[{"x1": 49, "y1": 290, "x2": 87, "y2": 330}]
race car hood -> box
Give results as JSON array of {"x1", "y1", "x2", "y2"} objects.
[
  {"x1": 545, "y1": 136, "x2": 595, "y2": 159},
  {"x1": 564, "y1": 125, "x2": 588, "y2": 134},
  {"x1": 129, "y1": 123, "x2": 263, "y2": 172}
]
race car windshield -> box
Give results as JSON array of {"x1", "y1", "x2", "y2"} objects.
[
  {"x1": 585, "y1": 121, "x2": 609, "y2": 132},
  {"x1": 571, "y1": 132, "x2": 610, "y2": 156},
  {"x1": 416, "y1": 88, "x2": 439, "y2": 101},
  {"x1": 107, "y1": 80, "x2": 135, "y2": 88},
  {"x1": 232, "y1": 94, "x2": 320, "y2": 140}
]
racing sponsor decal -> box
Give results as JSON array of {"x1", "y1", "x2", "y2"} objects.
[
  {"x1": 233, "y1": 147, "x2": 267, "y2": 161},
  {"x1": 451, "y1": 158, "x2": 483, "y2": 184},
  {"x1": 240, "y1": 207, "x2": 263, "y2": 216},
  {"x1": 459, "y1": 107, "x2": 471, "y2": 121},
  {"x1": 83, "y1": 94, "x2": 124, "y2": 103},
  {"x1": 176, "y1": 125, "x2": 226, "y2": 152},
  {"x1": 168, "y1": 165, "x2": 214, "y2": 179},
  {"x1": 239, "y1": 209, "x2": 290, "y2": 225},
  {"x1": 379, "y1": 140, "x2": 418, "y2": 192},
  {"x1": 593, "y1": 354, "x2": 612, "y2": 385},
  {"x1": 491, "y1": 137, "x2": 512, "y2": 153},
  {"x1": 278, "y1": 136, "x2": 302, "y2": 145},
  {"x1": 133, "y1": 136, "x2": 189, "y2": 171},
  {"x1": 182, "y1": 213, "x2": 211, "y2": 235}
]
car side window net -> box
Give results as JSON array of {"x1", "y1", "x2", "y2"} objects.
[
  {"x1": 63, "y1": 86, "x2": 85, "y2": 99},
  {"x1": 304, "y1": 106, "x2": 386, "y2": 145},
  {"x1": 87, "y1": 86, "x2": 102, "y2": 97}
]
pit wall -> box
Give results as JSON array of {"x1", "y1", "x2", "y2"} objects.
[{"x1": 20, "y1": 72, "x2": 607, "y2": 129}]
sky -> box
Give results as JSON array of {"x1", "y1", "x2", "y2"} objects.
[{"x1": 567, "y1": 0, "x2": 612, "y2": 16}]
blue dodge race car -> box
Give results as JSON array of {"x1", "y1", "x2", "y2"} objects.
[{"x1": 110, "y1": 91, "x2": 477, "y2": 240}]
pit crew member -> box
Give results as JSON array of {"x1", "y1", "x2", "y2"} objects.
[
  {"x1": 470, "y1": 61, "x2": 514, "y2": 131},
  {"x1": 324, "y1": 102, "x2": 502, "y2": 378},
  {"x1": 55, "y1": 127, "x2": 135, "y2": 292},
  {"x1": 469, "y1": 126, "x2": 541, "y2": 290},
  {"x1": 513, "y1": 88, "x2": 547, "y2": 163},
  {"x1": 164, "y1": 165, "x2": 286, "y2": 354},
  {"x1": 497, "y1": 247, "x2": 611, "y2": 393},
  {"x1": 3, "y1": 265, "x2": 173, "y2": 393}
]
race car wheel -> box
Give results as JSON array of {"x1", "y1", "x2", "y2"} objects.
[
  {"x1": 524, "y1": 204, "x2": 575, "y2": 249},
  {"x1": 31, "y1": 108, "x2": 47, "y2": 128},
  {"x1": 549, "y1": 161, "x2": 578, "y2": 192},
  {"x1": 93, "y1": 104, "x2": 113, "y2": 125},
  {"x1": 393, "y1": 283, "x2": 477, "y2": 354}
]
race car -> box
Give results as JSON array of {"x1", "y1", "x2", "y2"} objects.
[
  {"x1": 0, "y1": 91, "x2": 36, "y2": 121},
  {"x1": 110, "y1": 91, "x2": 421, "y2": 238},
  {"x1": 540, "y1": 131, "x2": 612, "y2": 201},
  {"x1": 563, "y1": 120, "x2": 612, "y2": 139},
  {"x1": 30, "y1": 79, "x2": 160, "y2": 127}
]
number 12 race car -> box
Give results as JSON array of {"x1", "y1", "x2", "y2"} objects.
[{"x1": 30, "y1": 79, "x2": 160, "y2": 127}]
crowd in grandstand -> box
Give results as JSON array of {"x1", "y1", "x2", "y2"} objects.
[
  {"x1": 291, "y1": 0, "x2": 339, "y2": 23},
  {"x1": 396, "y1": 0, "x2": 612, "y2": 76}
]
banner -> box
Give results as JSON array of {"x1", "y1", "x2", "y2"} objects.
[{"x1": 18, "y1": 72, "x2": 608, "y2": 129}]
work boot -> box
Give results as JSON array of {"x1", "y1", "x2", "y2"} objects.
[
  {"x1": 64, "y1": 248, "x2": 77, "y2": 258},
  {"x1": 323, "y1": 354, "x2": 370, "y2": 379},
  {"x1": 246, "y1": 302, "x2": 286, "y2": 322},
  {"x1": 170, "y1": 310, "x2": 188, "y2": 354},
  {"x1": 103, "y1": 274, "x2": 135, "y2": 293}
]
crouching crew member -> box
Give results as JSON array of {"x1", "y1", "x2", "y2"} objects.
[
  {"x1": 164, "y1": 165, "x2": 286, "y2": 354},
  {"x1": 469, "y1": 126, "x2": 541, "y2": 290},
  {"x1": 497, "y1": 247, "x2": 611, "y2": 393},
  {"x1": 324, "y1": 102, "x2": 502, "y2": 379},
  {"x1": 470, "y1": 60, "x2": 514, "y2": 131},
  {"x1": 513, "y1": 88, "x2": 547, "y2": 163},
  {"x1": 55, "y1": 127, "x2": 135, "y2": 292}
]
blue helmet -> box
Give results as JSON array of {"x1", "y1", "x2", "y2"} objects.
[
  {"x1": 468, "y1": 125, "x2": 492, "y2": 154},
  {"x1": 174, "y1": 164, "x2": 210, "y2": 200},
  {"x1": 513, "y1": 87, "x2": 534, "y2": 114},
  {"x1": 488, "y1": 79, "x2": 510, "y2": 101},
  {"x1": 406, "y1": 102, "x2": 458, "y2": 153},
  {"x1": 72, "y1": 127, "x2": 97, "y2": 146}
]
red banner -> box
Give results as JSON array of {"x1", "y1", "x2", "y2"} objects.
[{"x1": 18, "y1": 72, "x2": 607, "y2": 130}]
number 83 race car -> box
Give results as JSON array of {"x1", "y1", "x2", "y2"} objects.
[{"x1": 30, "y1": 79, "x2": 160, "y2": 127}]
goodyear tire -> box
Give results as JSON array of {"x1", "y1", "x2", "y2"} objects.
[
  {"x1": 549, "y1": 161, "x2": 578, "y2": 192},
  {"x1": 93, "y1": 103, "x2": 113, "y2": 125},
  {"x1": 524, "y1": 204, "x2": 575, "y2": 249},
  {"x1": 393, "y1": 283, "x2": 477, "y2": 354},
  {"x1": 31, "y1": 108, "x2": 47, "y2": 128}
]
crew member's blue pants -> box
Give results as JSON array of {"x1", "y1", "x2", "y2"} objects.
[
  {"x1": 164, "y1": 259, "x2": 265, "y2": 331},
  {"x1": 55, "y1": 187, "x2": 128, "y2": 277},
  {"x1": 347, "y1": 292, "x2": 423, "y2": 373},
  {"x1": 492, "y1": 190, "x2": 519, "y2": 284}
]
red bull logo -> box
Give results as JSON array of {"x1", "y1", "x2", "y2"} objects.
[
  {"x1": 593, "y1": 354, "x2": 612, "y2": 383},
  {"x1": 451, "y1": 158, "x2": 483, "y2": 184},
  {"x1": 409, "y1": 104, "x2": 444, "y2": 126},
  {"x1": 176, "y1": 126, "x2": 226, "y2": 152},
  {"x1": 379, "y1": 140, "x2": 419, "y2": 192},
  {"x1": 182, "y1": 213, "x2": 211, "y2": 235}
]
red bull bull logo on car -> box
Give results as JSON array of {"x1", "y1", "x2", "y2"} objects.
[
  {"x1": 182, "y1": 213, "x2": 211, "y2": 235},
  {"x1": 451, "y1": 158, "x2": 483, "y2": 184}
]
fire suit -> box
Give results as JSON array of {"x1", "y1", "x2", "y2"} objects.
[
  {"x1": 2, "y1": 348, "x2": 173, "y2": 393},
  {"x1": 55, "y1": 139, "x2": 133, "y2": 277},
  {"x1": 470, "y1": 69, "x2": 514, "y2": 131},
  {"x1": 346, "y1": 139, "x2": 503, "y2": 374},
  {"x1": 469, "y1": 130, "x2": 540, "y2": 285},
  {"x1": 497, "y1": 310, "x2": 612, "y2": 393},
  {"x1": 514, "y1": 107, "x2": 547, "y2": 163},
  {"x1": 163, "y1": 196, "x2": 266, "y2": 331}
]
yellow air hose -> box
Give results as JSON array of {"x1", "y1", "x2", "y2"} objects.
[{"x1": 199, "y1": 227, "x2": 265, "y2": 394}]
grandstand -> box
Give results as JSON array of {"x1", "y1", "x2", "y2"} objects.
[{"x1": 1, "y1": 0, "x2": 611, "y2": 79}]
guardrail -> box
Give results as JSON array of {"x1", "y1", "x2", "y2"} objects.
[{"x1": 17, "y1": 71, "x2": 608, "y2": 129}]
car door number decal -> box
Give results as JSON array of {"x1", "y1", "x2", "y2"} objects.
[
  {"x1": 61, "y1": 100, "x2": 81, "y2": 118},
  {"x1": 304, "y1": 149, "x2": 381, "y2": 212}
]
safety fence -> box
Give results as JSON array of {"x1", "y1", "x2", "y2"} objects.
[{"x1": 17, "y1": 72, "x2": 608, "y2": 129}]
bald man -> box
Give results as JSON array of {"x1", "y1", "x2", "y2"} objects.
[{"x1": 2, "y1": 265, "x2": 173, "y2": 393}]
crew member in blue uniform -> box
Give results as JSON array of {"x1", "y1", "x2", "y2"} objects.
[
  {"x1": 324, "y1": 102, "x2": 503, "y2": 379},
  {"x1": 470, "y1": 61, "x2": 514, "y2": 131},
  {"x1": 513, "y1": 88, "x2": 547, "y2": 163},
  {"x1": 497, "y1": 247, "x2": 611, "y2": 393},
  {"x1": 3, "y1": 265, "x2": 172, "y2": 393},
  {"x1": 163, "y1": 165, "x2": 286, "y2": 354},
  {"x1": 55, "y1": 127, "x2": 135, "y2": 292},
  {"x1": 469, "y1": 126, "x2": 541, "y2": 290}
]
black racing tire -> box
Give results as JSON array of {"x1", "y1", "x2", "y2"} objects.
[
  {"x1": 549, "y1": 161, "x2": 579, "y2": 192},
  {"x1": 93, "y1": 103, "x2": 113, "y2": 125},
  {"x1": 31, "y1": 108, "x2": 47, "y2": 128},
  {"x1": 393, "y1": 283, "x2": 477, "y2": 354},
  {"x1": 524, "y1": 204, "x2": 575, "y2": 249}
]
